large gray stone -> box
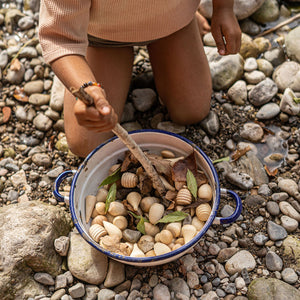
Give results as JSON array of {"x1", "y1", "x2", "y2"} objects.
[
  {"x1": 248, "y1": 278, "x2": 300, "y2": 300},
  {"x1": 251, "y1": 0, "x2": 280, "y2": 23},
  {"x1": 199, "y1": 0, "x2": 265, "y2": 20},
  {"x1": 206, "y1": 48, "x2": 244, "y2": 91},
  {"x1": 273, "y1": 61, "x2": 300, "y2": 92},
  {"x1": 67, "y1": 232, "x2": 108, "y2": 285},
  {"x1": 0, "y1": 201, "x2": 73, "y2": 300},
  {"x1": 285, "y1": 26, "x2": 300, "y2": 63}
]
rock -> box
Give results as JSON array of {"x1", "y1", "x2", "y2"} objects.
[
  {"x1": 240, "y1": 122, "x2": 264, "y2": 142},
  {"x1": 18, "y1": 15, "x2": 34, "y2": 30},
  {"x1": 54, "y1": 236, "x2": 70, "y2": 256},
  {"x1": 225, "y1": 171, "x2": 254, "y2": 190},
  {"x1": 0, "y1": 50, "x2": 8, "y2": 69},
  {"x1": 280, "y1": 216, "x2": 298, "y2": 232},
  {"x1": 264, "y1": 48, "x2": 286, "y2": 67},
  {"x1": 266, "y1": 201, "x2": 280, "y2": 216},
  {"x1": 228, "y1": 80, "x2": 247, "y2": 105},
  {"x1": 267, "y1": 221, "x2": 287, "y2": 241},
  {"x1": 280, "y1": 88, "x2": 300, "y2": 115},
  {"x1": 203, "y1": 32, "x2": 216, "y2": 47},
  {"x1": 33, "y1": 113, "x2": 53, "y2": 131},
  {"x1": 157, "y1": 121, "x2": 185, "y2": 134},
  {"x1": 97, "y1": 289, "x2": 116, "y2": 300},
  {"x1": 34, "y1": 272, "x2": 55, "y2": 285},
  {"x1": 248, "y1": 278, "x2": 300, "y2": 300},
  {"x1": 240, "y1": 18, "x2": 261, "y2": 36},
  {"x1": 4, "y1": 8, "x2": 24, "y2": 33},
  {"x1": 281, "y1": 268, "x2": 298, "y2": 284},
  {"x1": 199, "y1": 0, "x2": 265, "y2": 20},
  {"x1": 19, "y1": 46, "x2": 38, "y2": 59},
  {"x1": 239, "y1": 34, "x2": 260, "y2": 59},
  {"x1": 206, "y1": 48, "x2": 244, "y2": 90},
  {"x1": 253, "y1": 232, "x2": 268, "y2": 246},
  {"x1": 0, "y1": 201, "x2": 72, "y2": 299},
  {"x1": 257, "y1": 59, "x2": 274, "y2": 77},
  {"x1": 244, "y1": 57, "x2": 258, "y2": 72},
  {"x1": 279, "y1": 201, "x2": 300, "y2": 222},
  {"x1": 217, "y1": 247, "x2": 238, "y2": 263},
  {"x1": 256, "y1": 102, "x2": 280, "y2": 119},
  {"x1": 69, "y1": 282, "x2": 85, "y2": 298},
  {"x1": 169, "y1": 278, "x2": 190, "y2": 298},
  {"x1": 153, "y1": 284, "x2": 171, "y2": 300},
  {"x1": 5, "y1": 61, "x2": 25, "y2": 84},
  {"x1": 67, "y1": 232, "x2": 108, "y2": 285},
  {"x1": 285, "y1": 26, "x2": 300, "y2": 63},
  {"x1": 238, "y1": 152, "x2": 269, "y2": 185},
  {"x1": 244, "y1": 70, "x2": 266, "y2": 84},
  {"x1": 245, "y1": 195, "x2": 265, "y2": 207},
  {"x1": 131, "y1": 88, "x2": 157, "y2": 112},
  {"x1": 199, "y1": 110, "x2": 220, "y2": 136},
  {"x1": 251, "y1": 0, "x2": 280, "y2": 23},
  {"x1": 248, "y1": 78, "x2": 278, "y2": 106},
  {"x1": 265, "y1": 251, "x2": 283, "y2": 271},
  {"x1": 55, "y1": 136, "x2": 69, "y2": 153},
  {"x1": 273, "y1": 61, "x2": 300, "y2": 92},
  {"x1": 253, "y1": 37, "x2": 271, "y2": 54},
  {"x1": 283, "y1": 236, "x2": 300, "y2": 270},
  {"x1": 121, "y1": 102, "x2": 135, "y2": 123},
  {"x1": 50, "y1": 76, "x2": 65, "y2": 112},
  {"x1": 278, "y1": 177, "x2": 300, "y2": 199},
  {"x1": 29, "y1": 94, "x2": 50, "y2": 106},
  {"x1": 225, "y1": 250, "x2": 256, "y2": 275},
  {"x1": 104, "y1": 260, "x2": 125, "y2": 288},
  {"x1": 122, "y1": 121, "x2": 142, "y2": 132},
  {"x1": 24, "y1": 80, "x2": 44, "y2": 95},
  {"x1": 32, "y1": 153, "x2": 52, "y2": 167}
]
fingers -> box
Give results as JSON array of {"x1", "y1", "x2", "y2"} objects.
[
  {"x1": 73, "y1": 87, "x2": 118, "y2": 131},
  {"x1": 212, "y1": 25, "x2": 241, "y2": 56},
  {"x1": 222, "y1": 25, "x2": 241, "y2": 55},
  {"x1": 212, "y1": 26, "x2": 226, "y2": 56}
]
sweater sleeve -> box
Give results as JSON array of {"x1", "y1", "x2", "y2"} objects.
[{"x1": 38, "y1": 0, "x2": 91, "y2": 64}]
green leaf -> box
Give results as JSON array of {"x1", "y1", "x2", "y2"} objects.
[
  {"x1": 186, "y1": 169, "x2": 197, "y2": 198},
  {"x1": 294, "y1": 97, "x2": 300, "y2": 104},
  {"x1": 212, "y1": 156, "x2": 230, "y2": 164},
  {"x1": 157, "y1": 211, "x2": 188, "y2": 224},
  {"x1": 99, "y1": 167, "x2": 121, "y2": 188},
  {"x1": 137, "y1": 217, "x2": 146, "y2": 235},
  {"x1": 128, "y1": 211, "x2": 147, "y2": 234},
  {"x1": 105, "y1": 183, "x2": 117, "y2": 213}
]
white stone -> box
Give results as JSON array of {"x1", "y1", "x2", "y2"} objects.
[{"x1": 225, "y1": 250, "x2": 256, "y2": 275}]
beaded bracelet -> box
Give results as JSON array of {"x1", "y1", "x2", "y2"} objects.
[{"x1": 81, "y1": 81, "x2": 101, "y2": 89}]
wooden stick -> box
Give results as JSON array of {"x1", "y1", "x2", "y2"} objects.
[
  {"x1": 71, "y1": 87, "x2": 168, "y2": 203},
  {"x1": 255, "y1": 13, "x2": 300, "y2": 38}
]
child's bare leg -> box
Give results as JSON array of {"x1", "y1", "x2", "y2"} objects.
[
  {"x1": 147, "y1": 16, "x2": 212, "y2": 125},
  {"x1": 64, "y1": 46, "x2": 134, "y2": 157}
]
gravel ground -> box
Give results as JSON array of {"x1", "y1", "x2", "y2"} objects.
[{"x1": 1, "y1": 1, "x2": 300, "y2": 300}]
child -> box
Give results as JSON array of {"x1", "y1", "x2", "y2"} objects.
[{"x1": 39, "y1": 0, "x2": 241, "y2": 157}]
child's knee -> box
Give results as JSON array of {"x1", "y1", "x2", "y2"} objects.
[{"x1": 168, "y1": 93, "x2": 211, "y2": 125}]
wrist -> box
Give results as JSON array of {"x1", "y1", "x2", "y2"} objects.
[{"x1": 213, "y1": 0, "x2": 234, "y2": 11}]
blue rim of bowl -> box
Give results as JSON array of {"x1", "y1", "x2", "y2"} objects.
[{"x1": 70, "y1": 129, "x2": 221, "y2": 263}]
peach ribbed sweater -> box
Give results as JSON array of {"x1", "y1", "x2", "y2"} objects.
[{"x1": 39, "y1": 0, "x2": 200, "y2": 63}]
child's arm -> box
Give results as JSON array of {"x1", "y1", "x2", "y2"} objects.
[
  {"x1": 211, "y1": 0, "x2": 241, "y2": 55},
  {"x1": 51, "y1": 55, "x2": 117, "y2": 132}
]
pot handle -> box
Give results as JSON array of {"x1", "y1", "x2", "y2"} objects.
[
  {"x1": 213, "y1": 188, "x2": 243, "y2": 225},
  {"x1": 53, "y1": 170, "x2": 76, "y2": 203}
]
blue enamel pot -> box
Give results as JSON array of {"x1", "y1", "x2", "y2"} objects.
[{"x1": 54, "y1": 130, "x2": 242, "y2": 266}]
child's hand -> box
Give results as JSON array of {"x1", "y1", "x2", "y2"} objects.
[
  {"x1": 211, "y1": 6, "x2": 241, "y2": 56},
  {"x1": 73, "y1": 86, "x2": 118, "y2": 132}
]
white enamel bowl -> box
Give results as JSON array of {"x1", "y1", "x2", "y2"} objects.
[{"x1": 54, "y1": 130, "x2": 242, "y2": 266}]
